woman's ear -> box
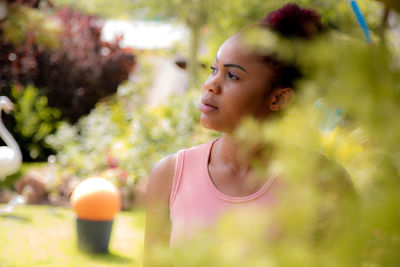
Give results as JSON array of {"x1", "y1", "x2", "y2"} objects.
[{"x1": 268, "y1": 88, "x2": 295, "y2": 111}]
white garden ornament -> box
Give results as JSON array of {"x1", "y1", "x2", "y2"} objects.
[{"x1": 0, "y1": 96, "x2": 22, "y2": 181}]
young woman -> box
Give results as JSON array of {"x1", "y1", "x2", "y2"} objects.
[{"x1": 144, "y1": 3, "x2": 354, "y2": 266}]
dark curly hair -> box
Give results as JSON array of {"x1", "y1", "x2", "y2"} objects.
[
  {"x1": 256, "y1": 3, "x2": 325, "y2": 92},
  {"x1": 261, "y1": 3, "x2": 325, "y2": 39}
]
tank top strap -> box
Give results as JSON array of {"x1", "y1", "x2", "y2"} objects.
[
  {"x1": 169, "y1": 149, "x2": 185, "y2": 209},
  {"x1": 169, "y1": 140, "x2": 217, "y2": 209}
]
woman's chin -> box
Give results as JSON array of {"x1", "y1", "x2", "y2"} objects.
[
  {"x1": 199, "y1": 119, "x2": 213, "y2": 130},
  {"x1": 200, "y1": 116, "x2": 218, "y2": 131},
  {"x1": 200, "y1": 117, "x2": 235, "y2": 133}
]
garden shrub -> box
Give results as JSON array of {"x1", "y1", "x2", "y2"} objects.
[
  {"x1": 47, "y1": 61, "x2": 217, "y2": 186},
  {"x1": 171, "y1": 26, "x2": 400, "y2": 267},
  {"x1": 148, "y1": 32, "x2": 400, "y2": 266},
  {"x1": 0, "y1": 0, "x2": 135, "y2": 160},
  {"x1": 10, "y1": 84, "x2": 62, "y2": 160},
  {"x1": 1, "y1": 2, "x2": 136, "y2": 122},
  {"x1": 35, "y1": 7, "x2": 136, "y2": 122}
]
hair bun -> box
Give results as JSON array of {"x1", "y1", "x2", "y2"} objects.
[{"x1": 260, "y1": 3, "x2": 325, "y2": 39}]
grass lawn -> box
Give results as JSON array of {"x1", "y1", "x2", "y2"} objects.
[{"x1": 0, "y1": 205, "x2": 145, "y2": 267}]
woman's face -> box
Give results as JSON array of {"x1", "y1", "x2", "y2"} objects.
[{"x1": 199, "y1": 34, "x2": 274, "y2": 133}]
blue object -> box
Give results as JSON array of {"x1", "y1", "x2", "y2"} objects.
[
  {"x1": 315, "y1": 99, "x2": 343, "y2": 132},
  {"x1": 349, "y1": 0, "x2": 372, "y2": 43}
]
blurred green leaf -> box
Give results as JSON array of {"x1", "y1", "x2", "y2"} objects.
[
  {"x1": 374, "y1": 0, "x2": 400, "y2": 13},
  {"x1": 11, "y1": 85, "x2": 62, "y2": 160}
]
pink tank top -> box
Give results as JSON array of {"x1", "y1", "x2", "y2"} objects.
[{"x1": 169, "y1": 138, "x2": 280, "y2": 246}]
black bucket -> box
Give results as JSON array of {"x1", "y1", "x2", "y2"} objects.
[{"x1": 76, "y1": 218, "x2": 114, "y2": 253}]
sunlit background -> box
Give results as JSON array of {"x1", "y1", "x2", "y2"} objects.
[{"x1": 0, "y1": 0, "x2": 399, "y2": 266}]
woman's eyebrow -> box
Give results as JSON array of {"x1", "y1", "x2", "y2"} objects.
[
  {"x1": 223, "y1": 64, "x2": 248, "y2": 74},
  {"x1": 215, "y1": 57, "x2": 249, "y2": 74}
]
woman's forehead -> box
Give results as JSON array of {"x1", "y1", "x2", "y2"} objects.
[
  {"x1": 216, "y1": 35, "x2": 266, "y2": 70},
  {"x1": 217, "y1": 35, "x2": 249, "y2": 59}
]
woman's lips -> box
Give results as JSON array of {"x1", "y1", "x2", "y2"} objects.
[{"x1": 199, "y1": 103, "x2": 218, "y2": 113}]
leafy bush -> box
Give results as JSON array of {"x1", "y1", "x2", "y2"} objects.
[
  {"x1": 39, "y1": 1, "x2": 400, "y2": 265},
  {"x1": 46, "y1": 61, "x2": 216, "y2": 184},
  {"x1": 168, "y1": 26, "x2": 400, "y2": 267},
  {"x1": 1, "y1": 3, "x2": 136, "y2": 122},
  {"x1": 0, "y1": 1, "x2": 135, "y2": 160},
  {"x1": 9, "y1": 84, "x2": 62, "y2": 160},
  {"x1": 35, "y1": 7, "x2": 136, "y2": 122}
]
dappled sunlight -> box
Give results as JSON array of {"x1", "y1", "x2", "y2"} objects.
[{"x1": 1, "y1": 0, "x2": 400, "y2": 266}]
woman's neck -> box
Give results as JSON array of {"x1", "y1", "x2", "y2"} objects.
[{"x1": 213, "y1": 133, "x2": 269, "y2": 173}]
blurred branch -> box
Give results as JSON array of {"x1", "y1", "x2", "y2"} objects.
[
  {"x1": 374, "y1": 0, "x2": 400, "y2": 14},
  {"x1": 378, "y1": 6, "x2": 391, "y2": 44}
]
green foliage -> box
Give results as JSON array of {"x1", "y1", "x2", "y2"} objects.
[
  {"x1": 204, "y1": 0, "x2": 382, "y2": 63},
  {"x1": 44, "y1": 1, "x2": 399, "y2": 265},
  {"x1": 132, "y1": 0, "x2": 222, "y2": 86},
  {"x1": 375, "y1": 0, "x2": 400, "y2": 12},
  {"x1": 1, "y1": 3, "x2": 136, "y2": 123},
  {"x1": 46, "y1": 60, "x2": 217, "y2": 183},
  {"x1": 144, "y1": 7, "x2": 399, "y2": 267},
  {"x1": 52, "y1": 0, "x2": 138, "y2": 19},
  {"x1": 2, "y1": 4, "x2": 61, "y2": 48},
  {"x1": 10, "y1": 85, "x2": 62, "y2": 160},
  {"x1": 132, "y1": 0, "x2": 383, "y2": 87},
  {"x1": 166, "y1": 27, "x2": 400, "y2": 267},
  {"x1": 122, "y1": 90, "x2": 217, "y2": 179},
  {"x1": 298, "y1": 38, "x2": 400, "y2": 266}
]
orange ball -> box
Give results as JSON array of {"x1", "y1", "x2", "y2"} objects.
[{"x1": 71, "y1": 177, "x2": 121, "y2": 221}]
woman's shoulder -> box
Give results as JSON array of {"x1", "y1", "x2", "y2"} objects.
[
  {"x1": 146, "y1": 139, "x2": 218, "y2": 203},
  {"x1": 311, "y1": 153, "x2": 356, "y2": 197},
  {"x1": 289, "y1": 145, "x2": 356, "y2": 196},
  {"x1": 186, "y1": 139, "x2": 218, "y2": 152},
  {"x1": 146, "y1": 153, "x2": 177, "y2": 205},
  {"x1": 153, "y1": 153, "x2": 177, "y2": 173}
]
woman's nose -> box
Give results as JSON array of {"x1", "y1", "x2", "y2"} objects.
[{"x1": 203, "y1": 75, "x2": 221, "y2": 94}]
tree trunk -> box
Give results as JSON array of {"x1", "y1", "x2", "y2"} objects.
[
  {"x1": 188, "y1": 24, "x2": 201, "y2": 89},
  {"x1": 378, "y1": 6, "x2": 391, "y2": 44}
]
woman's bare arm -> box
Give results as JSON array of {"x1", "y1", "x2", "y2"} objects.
[{"x1": 143, "y1": 154, "x2": 176, "y2": 267}]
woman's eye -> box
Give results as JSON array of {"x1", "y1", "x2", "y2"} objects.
[
  {"x1": 210, "y1": 66, "x2": 217, "y2": 74},
  {"x1": 227, "y1": 72, "x2": 239, "y2": 80}
]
